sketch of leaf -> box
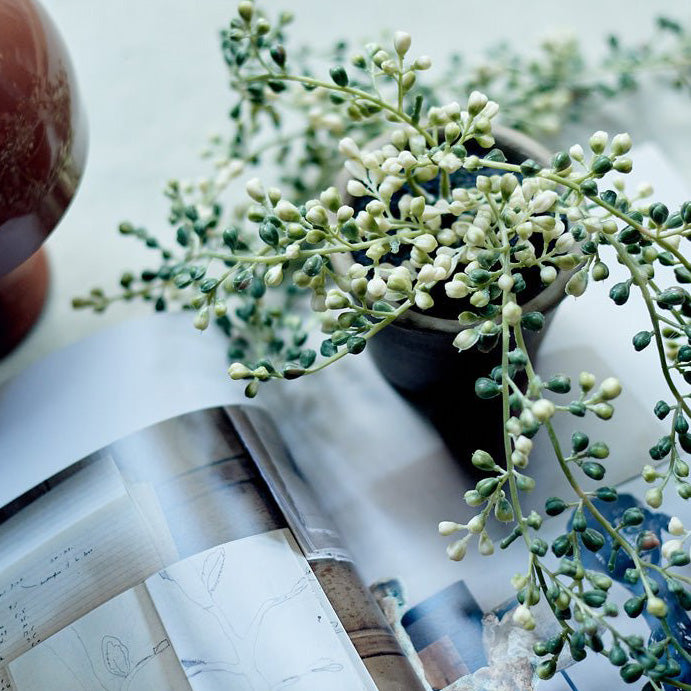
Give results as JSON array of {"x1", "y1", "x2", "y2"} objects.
[
  {"x1": 102, "y1": 635, "x2": 130, "y2": 677},
  {"x1": 152, "y1": 639, "x2": 170, "y2": 655},
  {"x1": 201, "y1": 548, "x2": 225, "y2": 594},
  {"x1": 159, "y1": 569, "x2": 174, "y2": 582}
]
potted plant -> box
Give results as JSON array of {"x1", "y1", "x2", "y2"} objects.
[{"x1": 76, "y1": 3, "x2": 691, "y2": 687}]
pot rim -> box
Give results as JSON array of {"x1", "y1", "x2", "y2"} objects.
[{"x1": 336, "y1": 123, "x2": 576, "y2": 335}]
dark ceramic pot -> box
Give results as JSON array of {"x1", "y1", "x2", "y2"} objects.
[
  {"x1": 0, "y1": 0, "x2": 86, "y2": 355},
  {"x1": 341, "y1": 125, "x2": 571, "y2": 467}
]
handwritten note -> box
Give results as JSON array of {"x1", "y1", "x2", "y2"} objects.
[{"x1": 0, "y1": 458, "x2": 165, "y2": 667}]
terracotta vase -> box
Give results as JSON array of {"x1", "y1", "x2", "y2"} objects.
[
  {"x1": 0, "y1": 0, "x2": 86, "y2": 356},
  {"x1": 339, "y1": 125, "x2": 572, "y2": 467}
]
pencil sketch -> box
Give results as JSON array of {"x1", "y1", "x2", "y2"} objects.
[
  {"x1": 147, "y1": 530, "x2": 369, "y2": 690},
  {"x1": 8, "y1": 587, "x2": 190, "y2": 691}
]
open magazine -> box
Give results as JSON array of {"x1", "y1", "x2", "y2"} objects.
[{"x1": 0, "y1": 406, "x2": 423, "y2": 690}]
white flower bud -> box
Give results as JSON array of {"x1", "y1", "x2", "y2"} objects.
[
  {"x1": 415, "y1": 291, "x2": 434, "y2": 310},
  {"x1": 532, "y1": 398, "x2": 555, "y2": 422},
  {"x1": 565, "y1": 269, "x2": 588, "y2": 297},
  {"x1": 413, "y1": 55, "x2": 432, "y2": 70},
  {"x1": 397, "y1": 151, "x2": 417, "y2": 170},
  {"x1": 325, "y1": 290, "x2": 349, "y2": 310},
  {"x1": 438, "y1": 521, "x2": 462, "y2": 536},
  {"x1": 267, "y1": 187, "x2": 281, "y2": 205},
  {"x1": 444, "y1": 122, "x2": 461, "y2": 144},
  {"x1": 569, "y1": 144, "x2": 584, "y2": 161},
  {"x1": 468, "y1": 90, "x2": 488, "y2": 116},
  {"x1": 502, "y1": 302, "x2": 522, "y2": 326},
  {"x1": 264, "y1": 264, "x2": 284, "y2": 287},
  {"x1": 417, "y1": 264, "x2": 437, "y2": 284},
  {"x1": 388, "y1": 267, "x2": 413, "y2": 293},
  {"x1": 275, "y1": 199, "x2": 301, "y2": 222},
  {"x1": 245, "y1": 177, "x2": 265, "y2": 202},
  {"x1": 373, "y1": 49, "x2": 389, "y2": 67},
  {"x1": 669, "y1": 516, "x2": 685, "y2": 536},
  {"x1": 554, "y1": 232, "x2": 575, "y2": 253},
  {"x1": 646, "y1": 487, "x2": 663, "y2": 508},
  {"x1": 380, "y1": 59, "x2": 398, "y2": 75},
  {"x1": 447, "y1": 536, "x2": 469, "y2": 561},
  {"x1": 512, "y1": 450, "x2": 528, "y2": 468},
  {"x1": 579, "y1": 371, "x2": 596, "y2": 391},
  {"x1": 228, "y1": 362, "x2": 252, "y2": 380},
  {"x1": 506, "y1": 417, "x2": 522, "y2": 437},
  {"x1": 446, "y1": 281, "x2": 469, "y2": 299},
  {"x1": 367, "y1": 276, "x2": 387, "y2": 300},
  {"x1": 439, "y1": 152, "x2": 462, "y2": 173},
  {"x1": 193, "y1": 307, "x2": 209, "y2": 331},
  {"x1": 394, "y1": 31, "x2": 412, "y2": 56},
  {"x1": 515, "y1": 435, "x2": 533, "y2": 455},
  {"x1": 285, "y1": 243, "x2": 300, "y2": 259},
  {"x1": 512, "y1": 604, "x2": 535, "y2": 630},
  {"x1": 467, "y1": 515, "x2": 485, "y2": 534},
  {"x1": 338, "y1": 137, "x2": 360, "y2": 159},
  {"x1": 478, "y1": 533, "x2": 494, "y2": 556},
  {"x1": 540, "y1": 266, "x2": 557, "y2": 284},
  {"x1": 482, "y1": 101, "x2": 499, "y2": 119},
  {"x1": 351, "y1": 277, "x2": 368, "y2": 297},
  {"x1": 647, "y1": 596, "x2": 668, "y2": 618},
  {"x1": 346, "y1": 180, "x2": 369, "y2": 197},
  {"x1": 599, "y1": 377, "x2": 622, "y2": 400},
  {"x1": 414, "y1": 233, "x2": 438, "y2": 253},
  {"x1": 611, "y1": 132, "x2": 632, "y2": 156},
  {"x1": 497, "y1": 274, "x2": 514, "y2": 292},
  {"x1": 238, "y1": 1, "x2": 254, "y2": 21},
  {"x1": 469, "y1": 290, "x2": 489, "y2": 308},
  {"x1": 320, "y1": 186, "x2": 341, "y2": 211},
  {"x1": 530, "y1": 190, "x2": 558, "y2": 215},
  {"x1": 337, "y1": 205, "x2": 354, "y2": 223},
  {"x1": 306, "y1": 205, "x2": 328, "y2": 226},
  {"x1": 465, "y1": 226, "x2": 486, "y2": 246},
  {"x1": 589, "y1": 130, "x2": 608, "y2": 154}
]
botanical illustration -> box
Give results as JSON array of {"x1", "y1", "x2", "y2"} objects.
[
  {"x1": 146, "y1": 530, "x2": 372, "y2": 690},
  {"x1": 7, "y1": 587, "x2": 189, "y2": 690}
]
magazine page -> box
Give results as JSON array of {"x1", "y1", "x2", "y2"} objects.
[
  {"x1": 147, "y1": 529, "x2": 377, "y2": 690},
  {"x1": 8, "y1": 530, "x2": 377, "y2": 691},
  {"x1": 0, "y1": 458, "x2": 170, "y2": 687}
]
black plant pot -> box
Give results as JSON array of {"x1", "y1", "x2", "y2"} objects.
[{"x1": 341, "y1": 124, "x2": 572, "y2": 470}]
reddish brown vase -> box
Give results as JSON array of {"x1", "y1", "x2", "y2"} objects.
[{"x1": 0, "y1": 0, "x2": 86, "y2": 355}]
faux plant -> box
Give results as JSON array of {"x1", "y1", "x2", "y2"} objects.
[{"x1": 76, "y1": 3, "x2": 691, "y2": 688}]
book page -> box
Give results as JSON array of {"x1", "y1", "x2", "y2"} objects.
[
  {"x1": 146, "y1": 529, "x2": 377, "y2": 691},
  {"x1": 7, "y1": 585, "x2": 191, "y2": 690},
  {"x1": 0, "y1": 458, "x2": 166, "y2": 672}
]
